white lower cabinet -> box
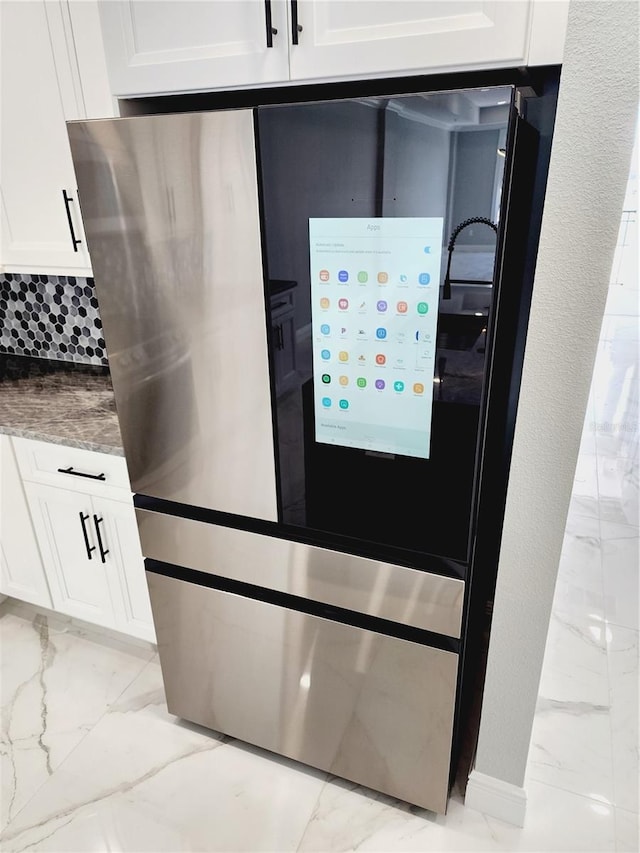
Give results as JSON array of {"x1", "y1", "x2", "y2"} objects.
[
  {"x1": 9, "y1": 436, "x2": 156, "y2": 644},
  {"x1": 0, "y1": 436, "x2": 52, "y2": 608},
  {"x1": 24, "y1": 484, "x2": 117, "y2": 628},
  {"x1": 22, "y1": 482, "x2": 155, "y2": 643}
]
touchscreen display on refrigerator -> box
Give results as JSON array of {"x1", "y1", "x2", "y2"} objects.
[{"x1": 309, "y1": 217, "x2": 443, "y2": 459}]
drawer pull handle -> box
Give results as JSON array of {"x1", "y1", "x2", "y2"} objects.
[
  {"x1": 62, "y1": 189, "x2": 82, "y2": 252},
  {"x1": 58, "y1": 466, "x2": 106, "y2": 481},
  {"x1": 93, "y1": 515, "x2": 109, "y2": 563},
  {"x1": 79, "y1": 512, "x2": 96, "y2": 560}
]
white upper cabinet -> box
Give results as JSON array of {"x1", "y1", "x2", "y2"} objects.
[
  {"x1": 0, "y1": 1, "x2": 113, "y2": 276},
  {"x1": 97, "y1": 1, "x2": 568, "y2": 98},
  {"x1": 290, "y1": 0, "x2": 530, "y2": 81},
  {"x1": 98, "y1": 0, "x2": 290, "y2": 96}
]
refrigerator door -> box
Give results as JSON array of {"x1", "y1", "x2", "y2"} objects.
[{"x1": 68, "y1": 110, "x2": 278, "y2": 522}]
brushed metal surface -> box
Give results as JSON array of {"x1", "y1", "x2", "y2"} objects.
[
  {"x1": 137, "y1": 509, "x2": 464, "y2": 637},
  {"x1": 67, "y1": 111, "x2": 277, "y2": 522},
  {"x1": 148, "y1": 572, "x2": 458, "y2": 813}
]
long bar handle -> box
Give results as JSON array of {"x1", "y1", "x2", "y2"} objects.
[
  {"x1": 58, "y1": 466, "x2": 106, "y2": 481},
  {"x1": 93, "y1": 515, "x2": 109, "y2": 564},
  {"x1": 79, "y1": 512, "x2": 96, "y2": 560},
  {"x1": 291, "y1": 0, "x2": 302, "y2": 44},
  {"x1": 264, "y1": 0, "x2": 277, "y2": 47},
  {"x1": 62, "y1": 190, "x2": 82, "y2": 252}
]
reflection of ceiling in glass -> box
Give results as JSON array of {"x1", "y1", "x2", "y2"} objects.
[{"x1": 363, "y1": 86, "x2": 512, "y2": 132}]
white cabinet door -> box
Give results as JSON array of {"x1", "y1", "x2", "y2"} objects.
[
  {"x1": 23, "y1": 483, "x2": 119, "y2": 630},
  {"x1": 0, "y1": 437, "x2": 52, "y2": 608},
  {"x1": 0, "y1": 1, "x2": 92, "y2": 275},
  {"x1": 98, "y1": 0, "x2": 290, "y2": 97},
  {"x1": 289, "y1": 0, "x2": 532, "y2": 81},
  {"x1": 92, "y1": 497, "x2": 156, "y2": 643}
]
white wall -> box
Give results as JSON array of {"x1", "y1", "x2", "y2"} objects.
[{"x1": 468, "y1": 0, "x2": 638, "y2": 818}]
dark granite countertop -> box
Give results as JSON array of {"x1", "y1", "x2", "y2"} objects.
[{"x1": 0, "y1": 355, "x2": 124, "y2": 456}]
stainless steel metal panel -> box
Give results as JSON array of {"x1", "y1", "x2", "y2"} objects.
[
  {"x1": 137, "y1": 509, "x2": 464, "y2": 637},
  {"x1": 67, "y1": 112, "x2": 277, "y2": 522},
  {"x1": 148, "y1": 572, "x2": 458, "y2": 813}
]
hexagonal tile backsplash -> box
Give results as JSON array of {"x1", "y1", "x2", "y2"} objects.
[{"x1": 0, "y1": 273, "x2": 107, "y2": 366}]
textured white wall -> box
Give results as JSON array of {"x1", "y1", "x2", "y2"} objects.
[{"x1": 472, "y1": 0, "x2": 639, "y2": 788}]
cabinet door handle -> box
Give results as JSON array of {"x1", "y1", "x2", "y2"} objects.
[
  {"x1": 93, "y1": 515, "x2": 110, "y2": 563},
  {"x1": 62, "y1": 190, "x2": 82, "y2": 252},
  {"x1": 57, "y1": 466, "x2": 106, "y2": 481},
  {"x1": 264, "y1": 0, "x2": 278, "y2": 47},
  {"x1": 291, "y1": 0, "x2": 302, "y2": 44},
  {"x1": 79, "y1": 512, "x2": 96, "y2": 560}
]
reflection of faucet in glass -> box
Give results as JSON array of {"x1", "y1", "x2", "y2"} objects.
[{"x1": 443, "y1": 217, "x2": 498, "y2": 300}]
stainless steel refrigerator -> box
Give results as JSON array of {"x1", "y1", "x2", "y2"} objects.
[{"x1": 68, "y1": 68, "x2": 559, "y2": 813}]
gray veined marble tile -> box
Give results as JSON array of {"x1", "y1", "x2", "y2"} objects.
[
  {"x1": 0, "y1": 608, "x2": 153, "y2": 832},
  {"x1": 298, "y1": 777, "x2": 617, "y2": 852},
  {"x1": 607, "y1": 625, "x2": 640, "y2": 815},
  {"x1": 614, "y1": 807, "x2": 640, "y2": 852},
  {"x1": 553, "y1": 514, "x2": 605, "y2": 622},
  {"x1": 602, "y1": 537, "x2": 640, "y2": 631},
  {"x1": 527, "y1": 695, "x2": 614, "y2": 803},
  {"x1": 537, "y1": 610, "x2": 610, "y2": 706},
  {"x1": 0, "y1": 659, "x2": 328, "y2": 852}
]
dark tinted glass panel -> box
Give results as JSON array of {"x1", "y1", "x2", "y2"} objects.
[{"x1": 258, "y1": 87, "x2": 512, "y2": 562}]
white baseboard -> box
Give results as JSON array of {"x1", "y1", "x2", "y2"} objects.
[{"x1": 465, "y1": 770, "x2": 527, "y2": 827}]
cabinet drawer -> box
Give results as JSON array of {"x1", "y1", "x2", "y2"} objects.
[{"x1": 12, "y1": 437, "x2": 131, "y2": 501}]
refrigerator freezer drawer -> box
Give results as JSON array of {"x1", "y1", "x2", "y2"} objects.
[
  {"x1": 147, "y1": 571, "x2": 458, "y2": 813},
  {"x1": 137, "y1": 509, "x2": 465, "y2": 638}
]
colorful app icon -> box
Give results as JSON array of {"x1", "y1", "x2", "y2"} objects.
[
  {"x1": 319, "y1": 269, "x2": 330, "y2": 282},
  {"x1": 339, "y1": 399, "x2": 349, "y2": 410},
  {"x1": 338, "y1": 270, "x2": 349, "y2": 283},
  {"x1": 320, "y1": 323, "x2": 330, "y2": 335},
  {"x1": 417, "y1": 302, "x2": 429, "y2": 315},
  {"x1": 423, "y1": 246, "x2": 431, "y2": 254},
  {"x1": 320, "y1": 297, "x2": 330, "y2": 309},
  {"x1": 376, "y1": 327, "x2": 387, "y2": 339},
  {"x1": 375, "y1": 379, "x2": 386, "y2": 390},
  {"x1": 375, "y1": 353, "x2": 386, "y2": 365},
  {"x1": 397, "y1": 301, "x2": 408, "y2": 313},
  {"x1": 399, "y1": 274, "x2": 408, "y2": 284},
  {"x1": 339, "y1": 375, "x2": 349, "y2": 386},
  {"x1": 322, "y1": 397, "x2": 332, "y2": 407},
  {"x1": 356, "y1": 377, "x2": 367, "y2": 388},
  {"x1": 338, "y1": 350, "x2": 349, "y2": 362},
  {"x1": 377, "y1": 272, "x2": 388, "y2": 284},
  {"x1": 413, "y1": 382, "x2": 424, "y2": 394},
  {"x1": 321, "y1": 349, "x2": 330, "y2": 360},
  {"x1": 376, "y1": 300, "x2": 388, "y2": 312},
  {"x1": 394, "y1": 380, "x2": 405, "y2": 392},
  {"x1": 357, "y1": 271, "x2": 368, "y2": 283},
  {"x1": 419, "y1": 273, "x2": 431, "y2": 285},
  {"x1": 338, "y1": 298, "x2": 349, "y2": 310},
  {"x1": 321, "y1": 374, "x2": 331, "y2": 384}
]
